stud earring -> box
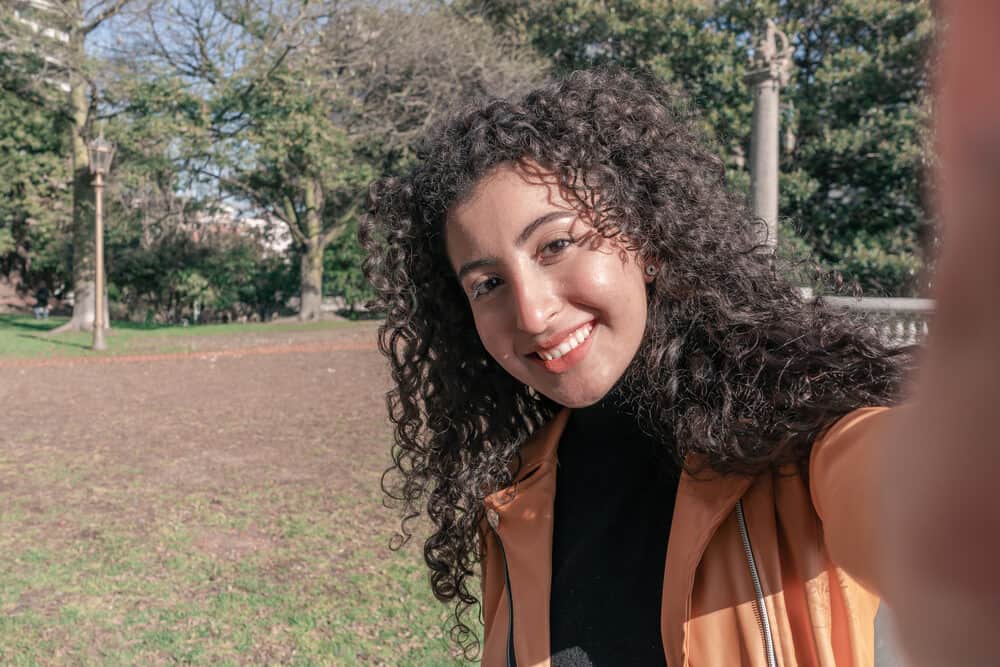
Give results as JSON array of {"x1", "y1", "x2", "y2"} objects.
[{"x1": 645, "y1": 264, "x2": 658, "y2": 277}]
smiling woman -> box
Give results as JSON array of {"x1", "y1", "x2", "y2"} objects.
[
  {"x1": 361, "y1": 68, "x2": 910, "y2": 666},
  {"x1": 446, "y1": 163, "x2": 651, "y2": 407}
]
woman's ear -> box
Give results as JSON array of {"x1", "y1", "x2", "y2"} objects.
[{"x1": 643, "y1": 262, "x2": 660, "y2": 284}]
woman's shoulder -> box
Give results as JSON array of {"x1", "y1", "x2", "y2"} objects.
[
  {"x1": 807, "y1": 405, "x2": 899, "y2": 592},
  {"x1": 816, "y1": 406, "x2": 894, "y2": 448},
  {"x1": 809, "y1": 406, "x2": 895, "y2": 517},
  {"x1": 810, "y1": 406, "x2": 895, "y2": 483}
]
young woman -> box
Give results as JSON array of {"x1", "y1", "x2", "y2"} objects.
[{"x1": 362, "y1": 68, "x2": 927, "y2": 666}]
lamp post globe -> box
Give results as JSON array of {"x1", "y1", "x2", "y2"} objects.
[
  {"x1": 88, "y1": 135, "x2": 115, "y2": 177},
  {"x1": 87, "y1": 134, "x2": 115, "y2": 351}
]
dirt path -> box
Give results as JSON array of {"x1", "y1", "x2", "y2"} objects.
[{"x1": 1, "y1": 322, "x2": 388, "y2": 496}]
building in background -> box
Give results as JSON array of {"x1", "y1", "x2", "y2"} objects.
[
  {"x1": 5, "y1": 0, "x2": 71, "y2": 92},
  {"x1": 188, "y1": 205, "x2": 293, "y2": 256}
]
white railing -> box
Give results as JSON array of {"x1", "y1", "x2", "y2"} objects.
[{"x1": 804, "y1": 293, "x2": 934, "y2": 347}]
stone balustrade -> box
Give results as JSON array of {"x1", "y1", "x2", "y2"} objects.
[{"x1": 805, "y1": 294, "x2": 934, "y2": 347}]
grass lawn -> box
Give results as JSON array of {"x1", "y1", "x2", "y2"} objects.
[
  {"x1": 0, "y1": 315, "x2": 355, "y2": 360},
  {"x1": 0, "y1": 486, "x2": 464, "y2": 666},
  {"x1": 1, "y1": 323, "x2": 476, "y2": 665}
]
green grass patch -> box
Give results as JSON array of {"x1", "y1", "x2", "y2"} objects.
[
  {"x1": 0, "y1": 315, "x2": 354, "y2": 360},
  {"x1": 0, "y1": 475, "x2": 472, "y2": 665}
]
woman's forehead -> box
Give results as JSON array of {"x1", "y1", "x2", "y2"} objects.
[
  {"x1": 450, "y1": 167, "x2": 574, "y2": 235},
  {"x1": 448, "y1": 161, "x2": 587, "y2": 222}
]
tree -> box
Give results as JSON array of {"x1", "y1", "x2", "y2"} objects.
[
  {"x1": 474, "y1": 0, "x2": 934, "y2": 296},
  {"x1": 0, "y1": 19, "x2": 72, "y2": 290},
  {"x1": 1, "y1": 3, "x2": 71, "y2": 296},
  {"x1": 117, "y1": 0, "x2": 544, "y2": 319},
  {"x1": 208, "y1": 62, "x2": 373, "y2": 322},
  {"x1": 2, "y1": 0, "x2": 138, "y2": 329}
]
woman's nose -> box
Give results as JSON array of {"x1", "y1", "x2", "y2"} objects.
[{"x1": 511, "y1": 271, "x2": 560, "y2": 334}]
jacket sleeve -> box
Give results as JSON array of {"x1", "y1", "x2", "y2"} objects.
[{"x1": 808, "y1": 406, "x2": 896, "y2": 594}]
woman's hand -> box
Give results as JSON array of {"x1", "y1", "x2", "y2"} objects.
[{"x1": 881, "y1": 3, "x2": 1000, "y2": 665}]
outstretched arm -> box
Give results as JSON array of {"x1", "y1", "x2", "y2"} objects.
[{"x1": 881, "y1": 3, "x2": 1000, "y2": 665}]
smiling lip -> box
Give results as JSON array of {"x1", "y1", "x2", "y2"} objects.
[
  {"x1": 529, "y1": 320, "x2": 596, "y2": 374},
  {"x1": 535, "y1": 321, "x2": 595, "y2": 352}
]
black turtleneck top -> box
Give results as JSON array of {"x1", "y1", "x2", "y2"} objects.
[{"x1": 549, "y1": 396, "x2": 679, "y2": 667}]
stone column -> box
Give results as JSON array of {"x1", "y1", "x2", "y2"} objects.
[{"x1": 744, "y1": 20, "x2": 793, "y2": 252}]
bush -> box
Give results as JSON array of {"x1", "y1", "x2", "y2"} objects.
[
  {"x1": 323, "y1": 219, "x2": 373, "y2": 313},
  {"x1": 108, "y1": 231, "x2": 296, "y2": 323}
]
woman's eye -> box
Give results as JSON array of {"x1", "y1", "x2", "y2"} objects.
[
  {"x1": 470, "y1": 276, "x2": 502, "y2": 300},
  {"x1": 540, "y1": 238, "x2": 573, "y2": 258}
]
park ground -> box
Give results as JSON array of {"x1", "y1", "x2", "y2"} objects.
[{"x1": 0, "y1": 316, "x2": 468, "y2": 666}]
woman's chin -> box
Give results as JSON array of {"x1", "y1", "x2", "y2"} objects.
[{"x1": 540, "y1": 382, "x2": 617, "y2": 409}]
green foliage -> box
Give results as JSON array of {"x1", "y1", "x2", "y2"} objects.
[
  {"x1": 113, "y1": 9, "x2": 380, "y2": 320},
  {"x1": 107, "y1": 229, "x2": 297, "y2": 324},
  {"x1": 829, "y1": 230, "x2": 925, "y2": 297},
  {"x1": 80, "y1": 48, "x2": 306, "y2": 323},
  {"x1": 323, "y1": 219, "x2": 373, "y2": 311},
  {"x1": 107, "y1": 1, "x2": 545, "y2": 320},
  {"x1": 211, "y1": 63, "x2": 376, "y2": 321},
  {"x1": 0, "y1": 74, "x2": 72, "y2": 290},
  {"x1": 222, "y1": 64, "x2": 377, "y2": 260},
  {"x1": 475, "y1": 0, "x2": 935, "y2": 295},
  {"x1": 0, "y1": 1, "x2": 544, "y2": 319},
  {"x1": 5, "y1": 0, "x2": 932, "y2": 315}
]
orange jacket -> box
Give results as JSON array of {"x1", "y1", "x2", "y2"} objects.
[{"x1": 480, "y1": 407, "x2": 892, "y2": 666}]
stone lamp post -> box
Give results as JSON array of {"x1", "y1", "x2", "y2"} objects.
[
  {"x1": 744, "y1": 20, "x2": 794, "y2": 252},
  {"x1": 87, "y1": 133, "x2": 115, "y2": 351}
]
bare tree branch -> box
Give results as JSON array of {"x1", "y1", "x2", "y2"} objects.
[{"x1": 82, "y1": 0, "x2": 135, "y2": 35}]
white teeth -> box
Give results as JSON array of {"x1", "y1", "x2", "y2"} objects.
[{"x1": 537, "y1": 323, "x2": 593, "y2": 361}]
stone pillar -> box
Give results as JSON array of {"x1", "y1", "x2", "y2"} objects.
[{"x1": 744, "y1": 20, "x2": 794, "y2": 251}]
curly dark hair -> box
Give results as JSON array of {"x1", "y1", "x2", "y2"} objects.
[{"x1": 360, "y1": 67, "x2": 908, "y2": 655}]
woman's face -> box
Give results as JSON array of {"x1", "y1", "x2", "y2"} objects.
[{"x1": 446, "y1": 163, "x2": 652, "y2": 407}]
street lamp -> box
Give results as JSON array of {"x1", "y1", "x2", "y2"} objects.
[{"x1": 87, "y1": 133, "x2": 115, "y2": 351}]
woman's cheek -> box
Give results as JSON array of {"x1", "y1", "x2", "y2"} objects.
[{"x1": 473, "y1": 314, "x2": 510, "y2": 367}]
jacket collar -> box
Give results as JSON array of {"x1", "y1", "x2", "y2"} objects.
[
  {"x1": 483, "y1": 407, "x2": 752, "y2": 521},
  {"x1": 662, "y1": 460, "x2": 753, "y2": 664},
  {"x1": 480, "y1": 408, "x2": 754, "y2": 665},
  {"x1": 518, "y1": 408, "x2": 568, "y2": 470},
  {"x1": 483, "y1": 408, "x2": 568, "y2": 511}
]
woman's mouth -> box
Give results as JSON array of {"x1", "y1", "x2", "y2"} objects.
[{"x1": 531, "y1": 321, "x2": 595, "y2": 373}]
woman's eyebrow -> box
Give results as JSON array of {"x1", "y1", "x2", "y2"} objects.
[
  {"x1": 456, "y1": 256, "x2": 497, "y2": 281},
  {"x1": 515, "y1": 210, "x2": 575, "y2": 246},
  {"x1": 455, "y1": 210, "x2": 575, "y2": 280}
]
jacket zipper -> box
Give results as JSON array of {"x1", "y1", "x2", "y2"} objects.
[
  {"x1": 487, "y1": 508, "x2": 517, "y2": 667},
  {"x1": 735, "y1": 499, "x2": 778, "y2": 667}
]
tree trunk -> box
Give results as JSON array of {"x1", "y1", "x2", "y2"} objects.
[
  {"x1": 297, "y1": 184, "x2": 326, "y2": 321},
  {"x1": 51, "y1": 23, "x2": 108, "y2": 333},
  {"x1": 299, "y1": 241, "x2": 324, "y2": 321},
  {"x1": 60, "y1": 151, "x2": 99, "y2": 331}
]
